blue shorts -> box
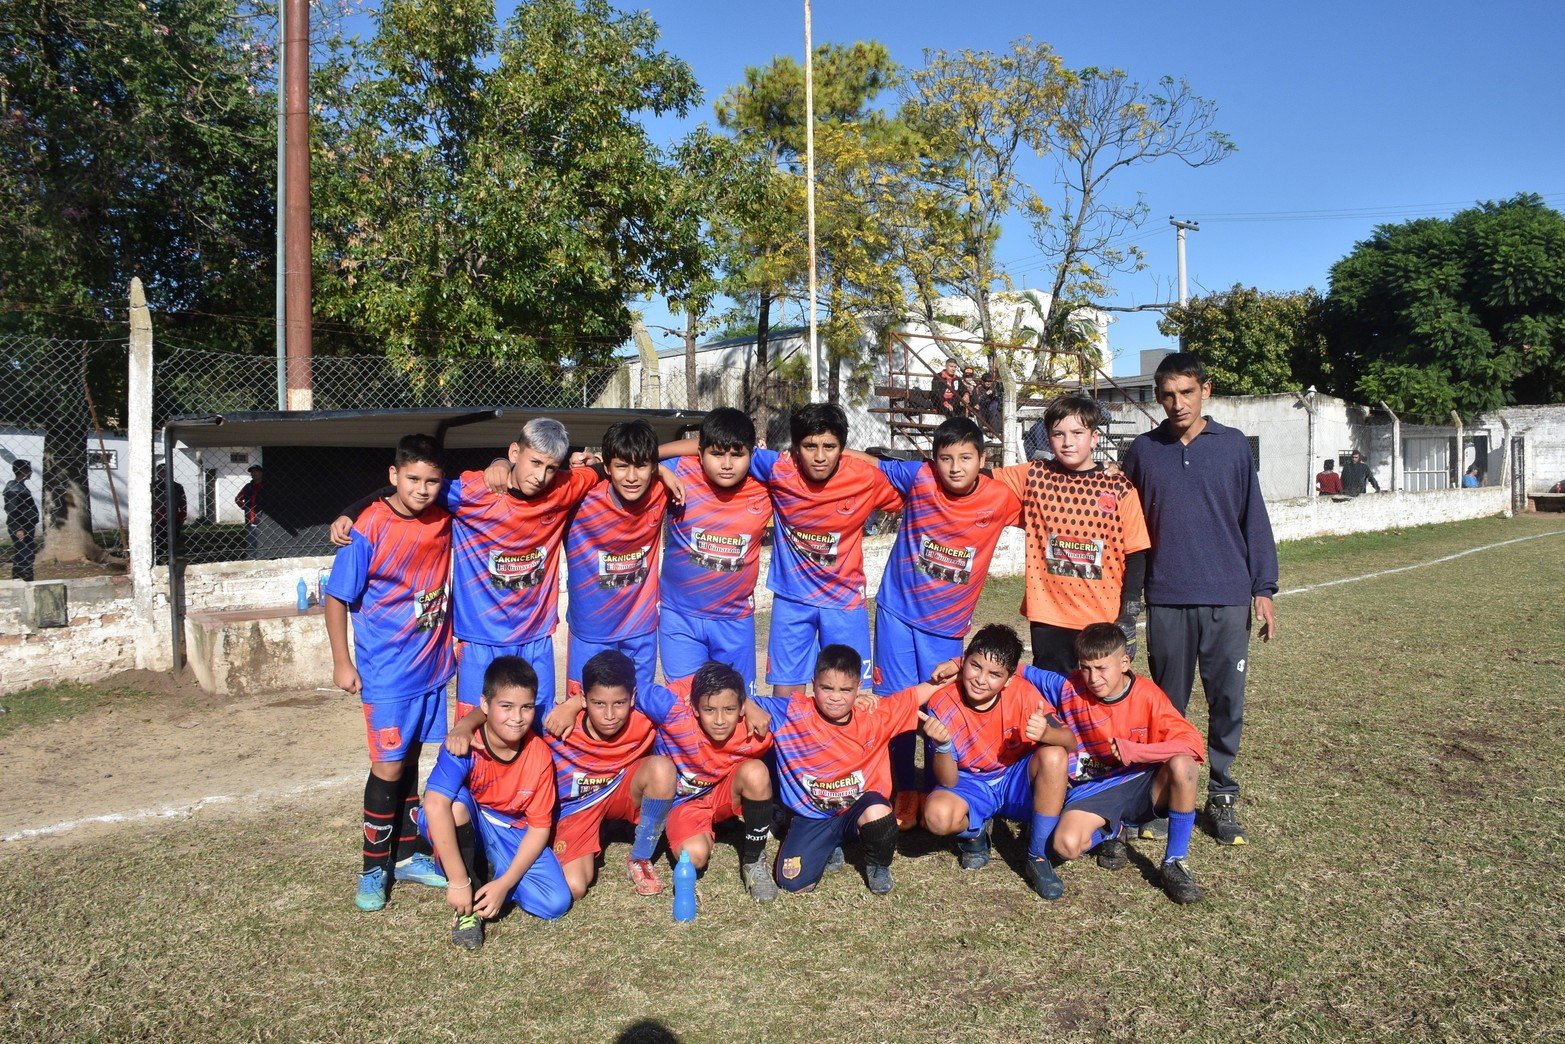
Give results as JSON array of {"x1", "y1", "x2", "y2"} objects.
[
  {"x1": 414, "y1": 789, "x2": 571, "y2": 921},
  {"x1": 658, "y1": 604, "x2": 757, "y2": 694},
  {"x1": 872, "y1": 609, "x2": 961, "y2": 696},
  {"x1": 568, "y1": 629, "x2": 658, "y2": 697},
  {"x1": 936, "y1": 759, "x2": 1036, "y2": 833},
  {"x1": 1062, "y1": 770, "x2": 1159, "y2": 834},
  {"x1": 774, "y1": 791, "x2": 889, "y2": 893},
  {"x1": 455, "y1": 635, "x2": 558, "y2": 721},
  {"x1": 361, "y1": 687, "x2": 447, "y2": 763},
  {"x1": 766, "y1": 596, "x2": 872, "y2": 688}
]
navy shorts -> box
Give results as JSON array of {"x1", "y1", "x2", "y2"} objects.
[
  {"x1": 1062, "y1": 770, "x2": 1158, "y2": 834},
  {"x1": 774, "y1": 791, "x2": 889, "y2": 892}
]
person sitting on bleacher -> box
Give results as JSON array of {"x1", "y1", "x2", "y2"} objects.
[{"x1": 931, "y1": 359, "x2": 966, "y2": 419}]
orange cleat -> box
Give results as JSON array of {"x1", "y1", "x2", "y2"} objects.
[
  {"x1": 627, "y1": 857, "x2": 665, "y2": 896},
  {"x1": 893, "y1": 791, "x2": 924, "y2": 831}
]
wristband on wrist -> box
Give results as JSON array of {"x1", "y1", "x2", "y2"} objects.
[{"x1": 933, "y1": 742, "x2": 954, "y2": 756}]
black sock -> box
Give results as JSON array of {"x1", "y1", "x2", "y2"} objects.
[
  {"x1": 361, "y1": 773, "x2": 401, "y2": 873},
  {"x1": 392, "y1": 791, "x2": 421, "y2": 863},
  {"x1": 454, "y1": 820, "x2": 479, "y2": 886},
  {"x1": 858, "y1": 815, "x2": 899, "y2": 869},
  {"x1": 739, "y1": 798, "x2": 773, "y2": 866}
]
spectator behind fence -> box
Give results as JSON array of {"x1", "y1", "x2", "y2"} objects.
[
  {"x1": 5, "y1": 459, "x2": 40, "y2": 582},
  {"x1": 1462, "y1": 464, "x2": 1482, "y2": 488},
  {"x1": 235, "y1": 464, "x2": 264, "y2": 556},
  {"x1": 975, "y1": 372, "x2": 1002, "y2": 437},
  {"x1": 152, "y1": 463, "x2": 188, "y2": 564},
  {"x1": 931, "y1": 359, "x2": 965, "y2": 418},
  {"x1": 1340, "y1": 450, "x2": 1380, "y2": 496},
  {"x1": 1316, "y1": 459, "x2": 1343, "y2": 497}
]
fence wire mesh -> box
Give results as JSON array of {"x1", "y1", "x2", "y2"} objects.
[{"x1": 0, "y1": 335, "x2": 130, "y2": 580}]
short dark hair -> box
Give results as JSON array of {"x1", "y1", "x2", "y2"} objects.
[
  {"x1": 13, "y1": 460, "x2": 31, "y2": 476},
  {"x1": 482, "y1": 655, "x2": 538, "y2": 699},
  {"x1": 1322, "y1": 459, "x2": 1335, "y2": 470},
  {"x1": 690, "y1": 661, "x2": 748, "y2": 708},
  {"x1": 393, "y1": 433, "x2": 443, "y2": 471},
  {"x1": 601, "y1": 420, "x2": 658, "y2": 467},
  {"x1": 1043, "y1": 393, "x2": 1103, "y2": 435},
  {"x1": 789, "y1": 403, "x2": 848, "y2": 449},
  {"x1": 1073, "y1": 622, "x2": 1128, "y2": 662},
  {"x1": 931, "y1": 416, "x2": 984, "y2": 455},
  {"x1": 699, "y1": 407, "x2": 756, "y2": 454},
  {"x1": 964, "y1": 624, "x2": 1023, "y2": 675},
  {"x1": 812, "y1": 643, "x2": 863, "y2": 681},
  {"x1": 581, "y1": 649, "x2": 637, "y2": 696},
  {"x1": 1153, "y1": 352, "x2": 1209, "y2": 389}
]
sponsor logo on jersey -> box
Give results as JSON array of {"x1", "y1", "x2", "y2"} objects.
[
  {"x1": 915, "y1": 535, "x2": 976, "y2": 585},
  {"x1": 676, "y1": 771, "x2": 717, "y2": 798},
  {"x1": 488, "y1": 546, "x2": 545, "y2": 590},
  {"x1": 413, "y1": 585, "x2": 448, "y2": 632},
  {"x1": 570, "y1": 771, "x2": 620, "y2": 799},
  {"x1": 786, "y1": 527, "x2": 841, "y2": 566},
  {"x1": 1045, "y1": 534, "x2": 1104, "y2": 580},
  {"x1": 689, "y1": 528, "x2": 749, "y2": 573},
  {"x1": 801, "y1": 770, "x2": 865, "y2": 812},
  {"x1": 596, "y1": 546, "x2": 650, "y2": 589}
]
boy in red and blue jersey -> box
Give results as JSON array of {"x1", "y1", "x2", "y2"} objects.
[
  {"x1": 563, "y1": 420, "x2": 671, "y2": 699},
  {"x1": 416, "y1": 656, "x2": 571, "y2": 950},
  {"x1": 639, "y1": 661, "x2": 777, "y2": 902},
  {"x1": 657, "y1": 408, "x2": 772, "y2": 695},
  {"x1": 918, "y1": 624, "x2": 1078, "y2": 900},
  {"x1": 331, "y1": 418, "x2": 602, "y2": 722},
  {"x1": 1023, "y1": 623, "x2": 1207, "y2": 904},
  {"x1": 750, "y1": 644, "x2": 939, "y2": 896},
  {"x1": 855, "y1": 417, "x2": 1023, "y2": 819},
  {"x1": 324, "y1": 433, "x2": 456, "y2": 912}
]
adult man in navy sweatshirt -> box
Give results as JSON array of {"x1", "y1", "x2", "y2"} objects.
[{"x1": 1123, "y1": 353, "x2": 1278, "y2": 846}]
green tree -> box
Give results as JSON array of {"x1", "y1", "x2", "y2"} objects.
[
  {"x1": 1326, "y1": 194, "x2": 1565, "y2": 420},
  {"x1": 1159, "y1": 285, "x2": 1330, "y2": 396},
  {"x1": 312, "y1": 0, "x2": 701, "y2": 369}
]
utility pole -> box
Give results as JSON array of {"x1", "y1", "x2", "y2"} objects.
[
  {"x1": 284, "y1": 0, "x2": 313, "y2": 410},
  {"x1": 274, "y1": 1, "x2": 286, "y2": 410},
  {"x1": 803, "y1": 0, "x2": 820, "y2": 400},
  {"x1": 1170, "y1": 216, "x2": 1199, "y2": 306}
]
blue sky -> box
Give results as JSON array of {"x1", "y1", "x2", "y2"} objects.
[{"x1": 446, "y1": 1, "x2": 1565, "y2": 374}]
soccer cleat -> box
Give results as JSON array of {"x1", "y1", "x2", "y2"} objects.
[
  {"x1": 355, "y1": 867, "x2": 389, "y2": 912},
  {"x1": 1201, "y1": 795, "x2": 1249, "y2": 845},
  {"x1": 627, "y1": 856, "x2": 666, "y2": 896},
  {"x1": 823, "y1": 846, "x2": 846, "y2": 875},
  {"x1": 864, "y1": 863, "x2": 894, "y2": 896},
  {"x1": 393, "y1": 852, "x2": 448, "y2": 888},
  {"x1": 742, "y1": 860, "x2": 778, "y2": 904},
  {"x1": 1023, "y1": 856, "x2": 1065, "y2": 901},
  {"x1": 893, "y1": 791, "x2": 924, "y2": 831},
  {"x1": 450, "y1": 912, "x2": 484, "y2": 951},
  {"x1": 1094, "y1": 837, "x2": 1130, "y2": 871},
  {"x1": 1137, "y1": 818, "x2": 1169, "y2": 841},
  {"x1": 957, "y1": 820, "x2": 993, "y2": 871},
  {"x1": 1160, "y1": 858, "x2": 1203, "y2": 904}
]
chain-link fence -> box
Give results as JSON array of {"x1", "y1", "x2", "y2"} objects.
[{"x1": 0, "y1": 335, "x2": 130, "y2": 581}]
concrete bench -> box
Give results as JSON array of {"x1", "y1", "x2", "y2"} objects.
[
  {"x1": 1527, "y1": 492, "x2": 1565, "y2": 513},
  {"x1": 185, "y1": 604, "x2": 331, "y2": 696}
]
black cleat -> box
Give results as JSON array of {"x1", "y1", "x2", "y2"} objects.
[
  {"x1": 1201, "y1": 795, "x2": 1249, "y2": 845},
  {"x1": 1023, "y1": 856, "x2": 1065, "y2": 901},
  {"x1": 1094, "y1": 837, "x2": 1130, "y2": 871},
  {"x1": 1159, "y1": 858, "x2": 1203, "y2": 904}
]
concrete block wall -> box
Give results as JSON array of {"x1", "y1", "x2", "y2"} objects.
[{"x1": 1267, "y1": 487, "x2": 1508, "y2": 542}]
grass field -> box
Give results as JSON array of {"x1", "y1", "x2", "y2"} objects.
[{"x1": 3, "y1": 515, "x2": 1563, "y2": 1042}]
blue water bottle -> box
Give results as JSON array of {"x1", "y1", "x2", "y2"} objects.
[
  {"x1": 296, "y1": 577, "x2": 309, "y2": 614},
  {"x1": 673, "y1": 850, "x2": 697, "y2": 922}
]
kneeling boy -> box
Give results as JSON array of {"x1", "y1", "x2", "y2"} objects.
[
  {"x1": 639, "y1": 661, "x2": 776, "y2": 902},
  {"x1": 751, "y1": 645, "x2": 938, "y2": 896},
  {"x1": 1027, "y1": 623, "x2": 1207, "y2": 904},
  {"x1": 418, "y1": 656, "x2": 572, "y2": 950},
  {"x1": 919, "y1": 624, "x2": 1078, "y2": 900}
]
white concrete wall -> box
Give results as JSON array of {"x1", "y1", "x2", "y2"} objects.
[{"x1": 1266, "y1": 487, "x2": 1509, "y2": 542}]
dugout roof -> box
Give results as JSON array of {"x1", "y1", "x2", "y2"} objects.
[{"x1": 162, "y1": 406, "x2": 705, "y2": 449}]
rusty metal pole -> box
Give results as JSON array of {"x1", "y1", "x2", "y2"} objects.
[{"x1": 284, "y1": 0, "x2": 313, "y2": 410}]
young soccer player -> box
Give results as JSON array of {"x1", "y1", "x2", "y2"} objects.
[
  {"x1": 331, "y1": 418, "x2": 602, "y2": 722},
  {"x1": 562, "y1": 420, "x2": 671, "y2": 699},
  {"x1": 323, "y1": 433, "x2": 455, "y2": 911},
  {"x1": 449, "y1": 650, "x2": 676, "y2": 900},
  {"x1": 750, "y1": 644, "x2": 939, "y2": 896},
  {"x1": 918, "y1": 624, "x2": 1078, "y2": 900},
  {"x1": 664, "y1": 403, "x2": 902, "y2": 697},
  {"x1": 657, "y1": 408, "x2": 772, "y2": 694},
  {"x1": 638, "y1": 661, "x2": 777, "y2": 902},
  {"x1": 854, "y1": 417, "x2": 1022, "y2": 824},
  {"x1": 416, "y1": 656, "x2": 572, "y2": 950},
  {"x1": 1024, "y1": 622, "x2": 1207, "y2": 904},
  {"x1": 989, "y1": 393, "x2": 1150, "y2": 675}
]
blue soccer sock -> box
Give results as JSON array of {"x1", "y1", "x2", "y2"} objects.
[
  {"x1": 1027, "y1": 813, "x2": 1060, "y2": 860},
  {"x1": 631, "y1": 797, "x2": 673, "y2": 862},
  {"x1": 1164, "y1": 810, "x2": 1196, "y2": 863}
]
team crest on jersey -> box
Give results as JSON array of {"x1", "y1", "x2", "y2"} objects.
[
  {"x1": 837, "y1": 498, "x2": 856, "y2": 515},
  {"x1": 489, "y1": 547, "x2": 545, "y2": 590},
  {"x1": 780, "y1": 856, "x2": 802, "y2": 880},
  {"x1": 1097, "y1": 490, "x2": 1119, "y2": 514}
]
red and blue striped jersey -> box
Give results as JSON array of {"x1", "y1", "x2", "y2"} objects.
[
  {"x1": 639, "y1": 678, "x2": 774, "y2": 802},
  {"x1": 1023, "y1": 666, "x2": 1205, "y2": 782},
  {"x1": 563, "y1": 481, "x2": 668, "y2": 641},
  {"x1": 546, "y1": 710, "x2": 656, "y2": 818},
  {"x1": 424, "y1": 729, "x2": 555, "y2": 830},
  {"x1": 752, "y1": 687, "x2": 919, "y2": 819},
  {"x1": 324, "y1": 498, "x2": 455, "y2": 702},
  {"x1": 924, "y1": 673, "x2": 1049, "y2": 784},
  {"x1": 660, "y1": 456, "x2": 771, "y2": 620},
  {"x1": 749, "y1": 448, "x2": 903, "y2": 610},
  {"x1": 444, "y1": 467, "x2": 603, "y2": 645},
  {"x1": 875, "y1": 460, "x2": 1021, "y2": 637}
]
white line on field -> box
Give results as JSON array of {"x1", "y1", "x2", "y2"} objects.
[
  {"x1": 1275, "y1": 528, "x2": 1565, "y2": 598},
  {"x1": 1, "y1": 772, "x2": 361, "y2": 843}
]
